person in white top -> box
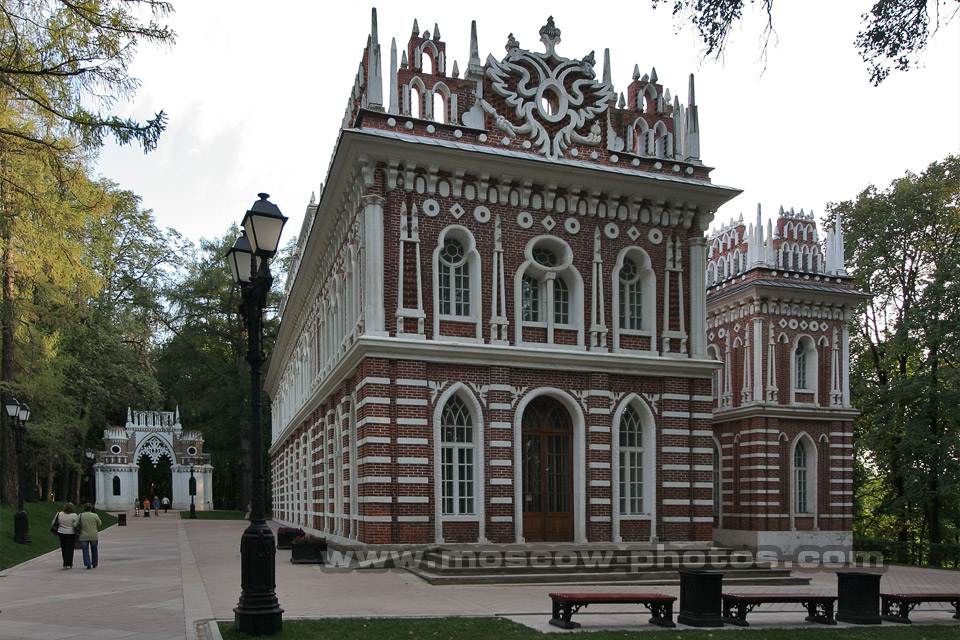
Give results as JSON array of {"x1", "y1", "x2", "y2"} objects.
[{"x1": 51, "y1": 502, "x2": 79, "y2": 569}]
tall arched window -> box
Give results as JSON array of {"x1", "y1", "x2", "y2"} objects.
[
  {"x1": 618, "y1": 405, "x2": 644, "y2": 514},
  {"x1": 795, "y1": 343, "x2": 808, "y2": 389},
  {"x1": 112, "y1": 475, "x2": 121, "y2": 496},
  {"x1": 712, "y1": 442, "x2": 722, "y2": 516},
  {"x1": 522, "y1": 275, "x2": 540, "y2": 322},
  {"x1": 794, "y1": 440, "x2": 810, "y2": 513},
  {"x1": 440, "y1": 395, "x2": 475, "y2": 515},
  {"x1": 619, "y1": 257, "x2": 642, "y2": 330},
  {"x1": 553, "y1": 277, "x2": 570, "y2": 324},
  {"x1": 438, "y1": 238, "x2": 470, "y2": 316}
]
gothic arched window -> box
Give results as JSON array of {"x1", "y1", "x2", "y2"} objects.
[
  {"x1": 440, "y1": 395, "x2": 475, "y2": 515},
  {"x1": 618, "y1": 405, "x2": 645, "y2": 514},
  {"x1": 438, "y1": 238, "x2": 470, "y2": 317}
]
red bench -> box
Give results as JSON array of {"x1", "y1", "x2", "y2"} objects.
[
  {"x1": 722, "y1": 592, "x2": 837, "y2": 626},
  {"x1": 881, "y1": 592, "x2": 960, "y2": 623},
  {"x1": 548, "y1": 592, "x2": 676, "y2": 629}
]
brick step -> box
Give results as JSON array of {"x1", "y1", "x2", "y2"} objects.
[
  {"x1": 404, "y1": 567, "x2": 811, "y2": 586},
  {"x1": 417, "y1": 555, "x2": 774, "y2": 575}
]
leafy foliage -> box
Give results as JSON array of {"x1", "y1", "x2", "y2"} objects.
[
  {"x1": 655, "y1": 0, "x2": 959, "y2": 84},
  {"x1": 836, "y1": 156, "x2": 960, "y2": 563}
]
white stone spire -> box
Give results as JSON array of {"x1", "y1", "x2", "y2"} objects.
[
  {"x1": 366, "y1": 8, "x2": 383, "y2": 108},
  {"x1": 388, "y1": 38, "x2": 399, "y2": 114},
  {"x1": 825, "y1": 212, "x2": 847, "y2": 275},
  {"x1": 685, "y1": 73, "x2": 700, "y2": 161}
]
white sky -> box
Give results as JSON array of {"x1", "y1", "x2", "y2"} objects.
[{"x1": 95, "y1": 1, "x2": 960, "y2": 246}]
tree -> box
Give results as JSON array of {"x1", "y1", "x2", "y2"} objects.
[
  {"x1": 655, "y1": 0, "x2": 959, "y2": 84},
  {"x1": 0, "y1": 0, "x2": 175, "y2": 152},
  {"x1": 0, "y1": 0, "x2": 175, "y2": 505},
  {"x1": 835, "y1": 156, "x2": 960, "y2": 564}
]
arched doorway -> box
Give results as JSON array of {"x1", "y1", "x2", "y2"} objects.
[
  {"x1": 138, "y1": 452, "x2": 173, "y2": 502},
  {"x1": 521, "y1": 397, "x2": 574, "y2": 541}
]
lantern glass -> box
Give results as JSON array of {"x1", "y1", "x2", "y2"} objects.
[
  {"x1": 18, "y1": 402, "x2": 29, "y2": 423},
  {"x1": 226, "y1": 235, "x2": 254, "y2": 284},
  {"x1": 241, "y1": 193, "x2": 287, "y2": 256},
  {"x1": 4, "y1": 397, "x2": 19, "y2": 419}
]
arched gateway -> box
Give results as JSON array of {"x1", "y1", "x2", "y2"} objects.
[{"x1": 92, "y1": 408, "x2": 214, "y2": 511}]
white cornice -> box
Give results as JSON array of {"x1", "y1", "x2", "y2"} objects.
[
  {"x1": 712, "y1": 403, "x2": 859, "y2": 423},
  {"x1": 268, "y1": 335, "x2": 721, "y2": 453}
]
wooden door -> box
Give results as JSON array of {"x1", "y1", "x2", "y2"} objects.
[{"x1": 521, "y1": 397, "x2": 574, "y2": 541}]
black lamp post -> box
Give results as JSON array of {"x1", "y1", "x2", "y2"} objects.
[
  {"x1": 189, "y1": 464, "x2": 197, "y2": 519},
  {"x1": 226, "y1": 193, "x2": 287, "y2": 636},
  {"x1": 85, "y1": 449, "x2": 96, "y2": 508},
  {"x1": 6, "y1": 397, "x2": 31, "y2": 545}
]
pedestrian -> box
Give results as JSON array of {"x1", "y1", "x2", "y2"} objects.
[
  {"x1": 162, "y1": 496, "x2": 170, "y2": 513},
  {"x1": 76, "y1": 503, "x2": 102, "y2": 569},
  {"x1": 143, "y1": 497, "x2": 150, "y2": 517},
  {"x1": 51, "y1": 502, "x2": 79, "y2": 569},
  {"x1": 134, "y1": 497, "x2": 140, "y2": 517},
  {"x1": 152, "y1": 496, "x2": 159, "y2": 516}
]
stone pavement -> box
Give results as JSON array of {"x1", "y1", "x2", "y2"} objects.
[{"x1": 1, "y1": 514, "x2": 958, "y2": 639}]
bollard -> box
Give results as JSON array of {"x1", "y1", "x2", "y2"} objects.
[
  {"x1": 677, "y1": 570, "x2": 725, "y2": 627},
  {"x1": 836, "y1": 572, "x2": 881, "y2": 624},
  {"x1": 118, "y1": 513, "x2": 127, "y2": 526}
]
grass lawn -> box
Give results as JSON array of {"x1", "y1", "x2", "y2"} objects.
[
  {"x1": 218, "y1": 617, "x2": 960, "y2": 639},
  {"x1": 178, "y1": 509, "x2": 247, "y2": 520},
  {"x1": 1, "y1": 501, "x2": 117, "y2": 570}
]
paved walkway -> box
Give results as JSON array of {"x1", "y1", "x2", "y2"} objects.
[{"x1": 1, "y1": 514, "x2": 958, "y2": 639}]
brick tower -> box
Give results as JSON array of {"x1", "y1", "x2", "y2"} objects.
[{"x1": 705, "y1": 208, "x2": 868, "y2": 555}]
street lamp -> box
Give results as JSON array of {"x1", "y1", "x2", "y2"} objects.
[
  {"x1": 189, "y1": 464, "x2": 197, "y2": 519},
  {"x1": 85, "y1": 449, "x2": 96, "y2": 508},
  {"x1": 6, "y1": 397, "x2": 31, "y2": 545},
  {"x1": 226, "y1": 193, "x2": 287, "y2": 636}
]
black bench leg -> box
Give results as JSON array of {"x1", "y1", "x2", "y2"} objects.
[
  {"x1": 648, "y1": 601, "x2": 676, "y2": 628},
  {"x1": 880, "y1": 599, "x2": 912, "y2": 624},
  {"x1": 549, "y1": 602, "x2": 580, "y2": 630},
  {"x1": 804, "y1": 601, "x2": 837, "y2": 625},
  {"x1": 722, "y1": 601, "x2": 750, "y2": 627},
  {"x1": 952, "y1": 599, "x2": 959, "y2": 620}
]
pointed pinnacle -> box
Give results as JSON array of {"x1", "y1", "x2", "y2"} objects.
[
  {"x1": 633, "y1": 64, "x2": 640, "y2": 80},
  {"x1": 452, "y1": 60, "x2": 460, "y2": 77},
  {"x1": 433, "y1": 23, "x2": 441, "y2": 40},
  {"x1": 650, "y1": 67, "x2": 658, "y2": 83},
  {"x1": 618, "y1": 92, "x2": 626, "y2": 109},
  {"x1": 412, "y1": 19, "x2": 420, "y2": 36},
  {"x1": 602, "y1": 48, "x2": 611, "y2": 85}
]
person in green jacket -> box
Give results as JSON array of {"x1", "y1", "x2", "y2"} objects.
[{"x1": 76, "y1": 503, "x2": 102, "y2": 569}]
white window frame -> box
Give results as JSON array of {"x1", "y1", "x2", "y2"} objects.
[
  {"x1": 791, "y1": 335, "x2": 818, "y2": 404},
  {"x1": 514, "y1": 236, "x2": 584, "y2": 348},
  {"x1": 433, "y1": 385, "x2": 485, "y2": 543},
  {"x1": 432, "y1": 226, "x2": 482, "y2": 342},
  {"x1": 611, "y1": 396, "x2": 657, "y2": 542},
  {"x1": 789, "y1": 434, "x2": 817, "y2": 528},
  {"x1": 612, "y1": 247, "x2": 656, "y2": 353}
]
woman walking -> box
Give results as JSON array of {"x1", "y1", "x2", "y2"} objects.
[
  {"x1": 51, "y1": 502, "x2": 79, "y2": 569},
  {"x1": 76, "y1": 503, "x2": 102, "y2": 569}
]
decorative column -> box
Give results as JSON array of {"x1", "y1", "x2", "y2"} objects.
[{"x1": 362, "y1": 195, "x2": 387, "y2": 336}]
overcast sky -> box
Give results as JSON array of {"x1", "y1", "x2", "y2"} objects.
[{"x1": 95, "y1": 1, "x2": 960, "y2": 247}]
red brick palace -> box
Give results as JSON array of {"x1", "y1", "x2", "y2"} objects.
[{"x1": 265, "y1": 11, "x2": 867, "y2": 556}]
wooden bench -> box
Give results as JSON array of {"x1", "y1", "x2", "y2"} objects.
[
  {"x1": 548, "y1": 592, "x2": 676, "y2": 629},
  {"x1": 722, "y1": 592, "x2": 837, "y2": 626},
  {"x1": 881, "y1": 592, "x2": 960, "y2": 623}
]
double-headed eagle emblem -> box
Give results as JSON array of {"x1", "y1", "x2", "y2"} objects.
[{"x1": 481, "y1": 17, "x2": 614, "y2": 160}]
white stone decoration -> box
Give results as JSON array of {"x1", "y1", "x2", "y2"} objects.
[
  {"x1": 140, "y1": 435, "x2": 169, "y2": 465},
  {"x1": 387, "y1": 117, "x2": 397, "y2": 126},
  {"x1": 718, "y1": 328, "x2": 726, "y2": 338},
  {"x1": 627, "y1": 226, "x2": 640, "y2": 241},
  {"x1": 481, "y1": 17, "x2": 611, "y2": 160},
  {"x1": 427, "y1": 124, "x2": 436, "y2": 134},
  {"x1": 789, "y1": 319, "x2": 799, "y2": 330},
  {"x1": 423, "y1": 199, "x2": 440, "y2": 217},
  {"x1": 517, "y1": 211, "x2": 533, "y2": 229},
  {"x1": 800, "y1": 320, "x2": 808, "y2": 330},
  {"x1": 473, "y1": 205, "x2": 491, "y2": 223},
  {"x1": 542, "y1": 215, "x2": 556, "y2": 231},
  {"x1": 438, "y1": 181, "x2": 450, "y2": 197},
  {"x1": 564, "y1": 217, "x2": 580, "y2": 234},
  {"x1": 404, "y1": 121, "x2": 414, "y2": 130},
  {"x1": 779, "y1": 318, "x2": 788, "y2": 328},
  {"x1": 610, "y1": 154, "x2": 619, "y2": 163},
  {"x1": 478, "y1": 133, "x2": 488, "y2": 142},
  {"x1": 648, "y1": 228, "x2": 663, "y2": 244},
  {"x1": 604, "y1": 222, "x2": 619, "y2": 239},
  {"x1": 809, "y1": 321, "x2": 819, "y2": 332},
  {"x1": 502, "y1": 137, "x2": 511, "y2": 146},
  {"x1": 454, "y1": 129, "x2": 463, "y2": 138},
  {"x1": 451, "y1": 203, "x2": 466, "y2": 219}
]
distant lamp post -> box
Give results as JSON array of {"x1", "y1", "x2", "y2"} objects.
[
  {"x1": 226, "y1": 193, "x2": 287, "y2": 636},
  {"x1": 85, "y1": 449, "x2": 96, "y2": 508},
  {"x1": 6, "y1": 397, "x2": 31, "y2": 545},
  {"x1": 189, "y1": 464, "x2": 197, "y2": 519}
]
